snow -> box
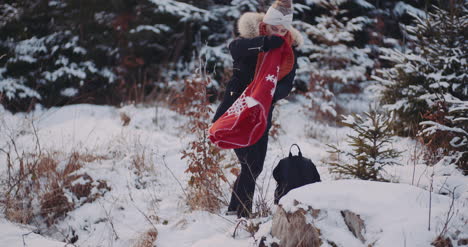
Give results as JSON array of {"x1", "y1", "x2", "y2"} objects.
[
  {"x1": 0, "y1": 101, "x2": 466, "y2": 247},
  {"x1": 0, "y1": 76, "x2": 41, "y2": 99},
  {"x1": 99, "y1": 67, "x2": 117, "y2": 83},
  {"x1": 14, "y1": 36, "x2": 48, "y2": 58},
  {"x1": 306, "y1": 0, "x2": 349, "y2": 6},
  {"x1": 0, "y1": 4, "x2": 20, "y2": 27},
  {"x1": 149, "y1": 0, "x2": 212, "y2": 22},
  {"x1": 280, "y1": 180, "x2": 468, "y2": 247},
  {"x1": 43, "y1": 62, "x2": 87, "y2": 81},
  {"x1": 130, "y1": 24, "x2": 171, "y2": 34},
  {"x1": 393, "y1": 2, "x2": 426, "y2": 19},
  {"x1": 0, "y1": 219, "x2": 65, "y2": 246},
  {"x1": 60, "y1": 87, "x2": 78, "y2": 97},
  {"x1": 353, "y1": 0, "x2": 374, "y2": 9}
]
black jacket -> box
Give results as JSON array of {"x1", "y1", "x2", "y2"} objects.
[{"x1": 212, "y1": 36, "x2": 298, "y2": 125}]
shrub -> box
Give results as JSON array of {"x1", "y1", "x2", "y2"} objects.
[
  {"x1": 174, "y1": 72, "x2": 227, "y2": 213},
  {"x1": 3, "y1": 151, "x2": 110, "y2": 227},
  {"x1": 327, "y1": 108, "x2": 402, "y2": 181}
]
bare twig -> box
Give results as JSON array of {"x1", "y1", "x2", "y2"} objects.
[
  {"x1": 232, "y1": 219, "x2": 247, "y2": 238},
  {"x1": 0, "y1": 146, "x2": 13, "y2": 186},
  {"x1": 99, "y1": 201, "x2": 120, "y2": 241},
  {"x1": 402, "y1": 229, "x2": 407, "y2": 247},
  {"x1": 30, "y1": 118, "x2": 42, "y2": 157},
  {"x1": 4, "y1": 135, "x2": 42, "y2": 198},
  {"x1": 127, "y1": 186, "x2": 158, "y2": 233},
  {"x1": 161, "y1": 154, "x2": 188, "y2": 199},
  {"x1": 437, "y1": 177, "x2": 449, "y2": 194},
  {"x1": 428, "y1": 168, "x2": 434, "y2": 231},
  {"x1": 416, "y1": 164, "x2": 429, "y2": 187},
  {"x1": 213, "y1": 212, "x2": 236, "y2": 225},
  {"x1": 410, "y1": 142, "x2": 420, "y2": 185},
  {"x1": 22, "y1": 231, "x2": 35, "y2": 247},
  {"x1": 254, "y1": 164, "x2": 276, "y2": 218},
  {"x1": 438, "y1": 186, "x2": 459, "y2": 237}
]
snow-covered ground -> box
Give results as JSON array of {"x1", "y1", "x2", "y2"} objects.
[
  {"x1": 281, "y1": 180, "x2": 468, "y2": 247},
  {"x1": 0, "y1": 219, "x2": 65, "y2": 247},
  {"x1": 0, "y1": 99, "x2": 466, "y2": 247}
]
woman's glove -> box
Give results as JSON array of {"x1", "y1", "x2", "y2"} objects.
[{"x1": 263, "y1": 36, "x2": 284, "y2": 52}]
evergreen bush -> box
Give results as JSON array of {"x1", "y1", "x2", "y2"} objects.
[
  {"x1": 373, "y1": 1, "x2": 467, "y2": 136},
  {"x1": 373, "y1": 1, "x2": 467, "y2": 173},
  {"x1": 327, "y1": 108, "x2": 402, "y2": 181}
]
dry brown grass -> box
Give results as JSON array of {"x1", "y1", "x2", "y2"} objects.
[
  {"x1": 432, "y1": 236, "x2": 453, "y2": 247},
  {"x1": 71, "y1": 151, "x2": 109, "y2": 163},
  {"x1": 186, "y1": 186, "x2": 224, "y2": 213},
  {"x1": 131, "y1": 151, "x2": 154, "y2": 177},
  {"x1": 269, "y1": 107, "x2": 283, "y2": 141},
  {"x1": 130, "y1": 150, "x2": 156, "y2": 190},
  {"x1": 4, "y1": 151, "x2": 111, "y2": 226},
  {"x1": 120, "y1": 112, "x2": 131, "y2": 126},
  {"x1": 133, "y1": 229, "x2": 158, "y2": 247}
]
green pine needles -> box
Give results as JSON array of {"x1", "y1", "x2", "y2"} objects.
[
  {"x1": 327, "y1": 109, "x2": 402, "y2": 181},
  {"x1": 373, "y1": 1, "x2": 467, "y2": 136},
  {"x1": 373, "y1": 1, "x2": 467, "y2": 173}
]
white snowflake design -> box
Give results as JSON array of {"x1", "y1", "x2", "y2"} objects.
[
  {"x1": 227, "y1": 93, "x2": 248, "y2": 116},
  {"x1": 265, "y1": 74, "x2": 278, "y2": 84},
  {"x1": 265, "y1": 66, "x2": 280, "y2": 96}
]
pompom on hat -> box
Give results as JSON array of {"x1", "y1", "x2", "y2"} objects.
[{"x1": 262, "y1": 0, "x2": 294, "y2": 30}]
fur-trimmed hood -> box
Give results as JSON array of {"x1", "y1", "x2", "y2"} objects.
[{"x1": 237, "y1": 12, "x2": 304, "y2": 47}]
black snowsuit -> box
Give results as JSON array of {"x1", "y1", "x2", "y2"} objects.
[{"x1": 212, "y1": 36, "x2": 298, "y2": 218}]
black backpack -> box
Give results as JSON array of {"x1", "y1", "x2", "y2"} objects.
[{"x1": 273, "y1": 144, "x2": 321, "y2": 204}]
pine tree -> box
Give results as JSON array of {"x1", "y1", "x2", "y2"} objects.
[
  {"x1": 0, "y1": 0, "x2": 450, "y2": 113},
  {"x1": 0, "y1": 1, "x2": 129, "y2": 111},
  {"x1": 327, "y1": 108, "x2": 401, "y2": 181},
  {"x1": 419, "y1": 100, "x2": 468, "y2": 174},
  {"x1": 373, "y1": 1, "x2": 467, "y2": 135},
  {"x1": 296, "y1": 0, "x2": 375, "y2": 120},
  {"x1": 0, "y1": 0, "x2": 220, "y2": 112},
  {"x1": 372, "y1": 1, "x2": 467, "y2": 173}
]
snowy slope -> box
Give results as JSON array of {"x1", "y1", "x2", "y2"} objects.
[
  {"x1": 0, "y1": 100, "x2": 467, "y2": 247},
  {"x1": 281, "y1": 180, "x2": 468, "y2": 247},
  {"x1": 0, "y1": 219, "x2": 66, "y2": 246}
]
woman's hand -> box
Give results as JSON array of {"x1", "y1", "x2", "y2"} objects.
[{"x1": 263, "y1": 36, "x2": 284, "y2": 51}]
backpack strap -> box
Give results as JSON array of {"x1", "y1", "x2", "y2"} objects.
[{"x1": 289, "y1": 144, "x2": 302, "y2": 158}]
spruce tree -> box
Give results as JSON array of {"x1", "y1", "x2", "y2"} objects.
[
  {"x1": 0, "y1": 0, "x2": 220, "y2": 112},
  {"x1": 0, "y1": 0, "x2": 127, "y2": 111},
  {"x1": 373, "y1": 1, "x2": 467, "y2": 135},
  {"x1": 373, "y1": 1, "x2": 467, "y2": 173},
  {"x1": 296, "y1": 0, "x2": 375, "y2": 120},
  {"x1": 327, "y1": 108, "x2": 402, "y2": 181},
  {"x1": 419, "y1": 99, "x2": 468, "y2": 174}
]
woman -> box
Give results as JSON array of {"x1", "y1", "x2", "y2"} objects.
[{"x1": 212, "y1": 0, "x2": 303, "y2": 218}]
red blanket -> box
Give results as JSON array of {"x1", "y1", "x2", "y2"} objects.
[{"x1": 209, "y1": 38, "x2": 294, "y2": 149}]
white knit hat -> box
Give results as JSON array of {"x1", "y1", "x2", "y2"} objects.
[{"x1": 262, "y1": 0, "x2": 293, "y2": 30}]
